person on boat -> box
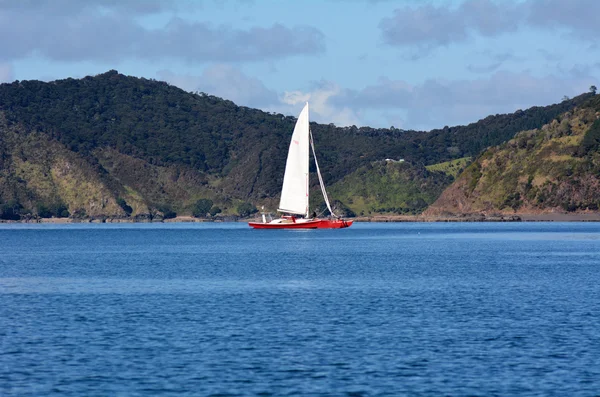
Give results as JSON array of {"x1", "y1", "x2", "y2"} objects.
[{"x1": 311, "y1": 211, "x2": 317, "y2": 219}]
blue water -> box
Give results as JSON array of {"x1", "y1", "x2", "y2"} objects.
[{"x1": 1, "y1": 222, "x2": 600, "y2": 396}]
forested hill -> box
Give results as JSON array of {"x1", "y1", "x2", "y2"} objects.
[
  {"x1": 425, "y1": 95, "x2": 600, "y2": 216},
  {"x1": 0, "y1": 70, "x2": 594, "y2": 220}
]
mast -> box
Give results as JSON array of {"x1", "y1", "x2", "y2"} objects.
[
  {"x1": 310, "y1": 128, "x2": 336, "y2": 217},
  {"x1": 305, "y1": 103, "x2": 310, "y2": 218}
]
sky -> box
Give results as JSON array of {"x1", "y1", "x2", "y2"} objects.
[{"x1": 0, "y1": 0, "x2": 599, "y2": 131}]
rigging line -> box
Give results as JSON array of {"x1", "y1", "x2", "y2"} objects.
[
  {"x1": 309, "y1": 128, "x2": 337, "y2": 217},
  {"x1": 315, "y1": 207, "x2": 327, "y2": 218}
]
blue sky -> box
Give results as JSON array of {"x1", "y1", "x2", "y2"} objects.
[{"x1": 0, "y1": 0, "x2": 598, "y2": 131}]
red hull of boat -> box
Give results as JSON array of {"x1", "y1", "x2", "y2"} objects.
[{"x1": 249, "y1": 218, "x2": 353, "y2": 229}]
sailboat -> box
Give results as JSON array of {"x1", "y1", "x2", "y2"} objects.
[{"x1": 249, "y1": 103, "x2": 353, "y2": 229}]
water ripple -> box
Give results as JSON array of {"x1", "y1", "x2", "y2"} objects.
[{"x1": 1, "y1": 222, "x2": 600, "y2": 396}]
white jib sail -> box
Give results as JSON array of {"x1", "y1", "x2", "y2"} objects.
[{"x1": 278, "y1": 102, "x2": 310, "y2": 216}]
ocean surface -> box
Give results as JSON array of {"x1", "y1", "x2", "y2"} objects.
[{"x1": 1, "y1": 222, "x2": 599, "y2": 396}]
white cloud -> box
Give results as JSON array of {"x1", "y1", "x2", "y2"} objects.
[
  {"x1": 0, "y1": 0, "x2": 181, "y2": 15},
  {"x1": 158, "y1": 68, "x2": 361, "y2": 127},
  {"x1": 527, "y1": 0, "x2": 600, "y2": 39},
  {"x1": 379, "y1": 0, "x2": 522, "y2": 50},
  {"x1": 379, "y1": 0, "x2": 600, "y2": 54},
  {"x1": 157, "y1": 66, "x2": 279, "y2": 108},
  {"x1": 333, "y1": 70, "x2": 596, "y2": 130},
  {"x1": 276, "y1": 82, "x2": 361, "y2": 127},
  {"x1": 157, "y1": 65, "x2": 597, "y2": 131},
  {"x1": 466, "y1": 52, "x2": 522, "y2": 74},
  {"x1": 0, "y1": 2, "x2": 325, "y2": 63},
  {"x1": 0, "y1": 63, "x2": 13, "y2": 82}
]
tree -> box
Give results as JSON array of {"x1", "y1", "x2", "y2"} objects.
[
  {"x1": 157, "y1": 204, "x2": 176, "y2": 219},
  {"x1": 53, "y1": 203, "x2": 70, "y2": 218},
  {"x1": 590, "y1": 85, "x2": 597, "y2": 94},
  {"x1": 36, "y1": 204, "x2": 52, "y2": 218},
  {"x1": 236, "y1": 202, "x2": 257, "y2": 217},
  {"x1": 0, "y1": 200, "x2": 22, "y2": 220},
  {"x1": 117, "y1": 198, "x2": 133, "y2": 216},
  {"x1": 209, "y1": 206, "x2": 222, "y2": 216},
  {"x1": 193, "y1": 199, "x2": 213, "y2": 217}
]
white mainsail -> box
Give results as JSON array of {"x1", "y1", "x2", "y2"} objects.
[{"x1": 278, "y1": 103, "x2": 310, "y2": 216}]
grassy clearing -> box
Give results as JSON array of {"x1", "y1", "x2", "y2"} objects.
[{"x1": 426, "y1": 157, "x2": 472, "y2": 178}]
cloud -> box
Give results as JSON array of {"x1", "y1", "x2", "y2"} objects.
[
  {"x1": 467, "y1": 52, "x2": 521, "y2": 74},
  {"x1": 466, "y1": 62, "x2": 503, "y2": 74},
  {"x1": 379, "y1": 0, "x2": 600, "y2": 53},
  {"x1": 0, "y1": 0, "x2": 185, "y2": 16},
  {"x1": 158, "y1": 66, "x2": 279, "y2": 108},
  {"x1": 279, "y1": 81, "x2": 362, "y2": 127},
  {"x1": 537, "y1": 49, "x2": 562, "y2": 62},
  {"x1": 527, "y1": 0, "x2": 600, "y2": 39},
  {"x1": 0, "y1": 1, "x2": 325, "y2": 63},
  {"x1": 379, "y1": 0, "x2": 521, "y2": 50},
  {"x1": 158, "y1": 65, "x2": 596, "y2": 131},
  {"x1": 0, "y1": 63, "x2": 13, "y2": 83},
  {"x1": 333, "y1": 71, "x2": 595, "y2": 130},
  {"x1": 142, "y1": 20, "x2": 325, "y2": 63},
  {"x1": 158, "y1": 66, "x2": 361, "y2": 127}
]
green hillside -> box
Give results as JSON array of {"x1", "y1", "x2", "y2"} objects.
[
  {"x1": 0, "y1": 115, "x2": 125, "y2": 219},
  {"x1": 325, "y1": 160, "x2": 453, "y2": 216},
  {"x1": 425, "y1": 95, "x2": 600, "y2": 216},
  {"x1": 0, "y1": 70, "x2": 594, "y2": 220},
  {"x1": 425, "y1": 157, "x2": 472, "y2": 178}
]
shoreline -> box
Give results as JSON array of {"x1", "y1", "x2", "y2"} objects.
[
  {"x1": 352, "y1": 213, "x2": 600, "y2": 222},
  {"x1": 0, "y1": 215, "x2": 221, "y2": 224},
  {"x1": 4, "y1": 213, "x2": 600, "y2": 224}
]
